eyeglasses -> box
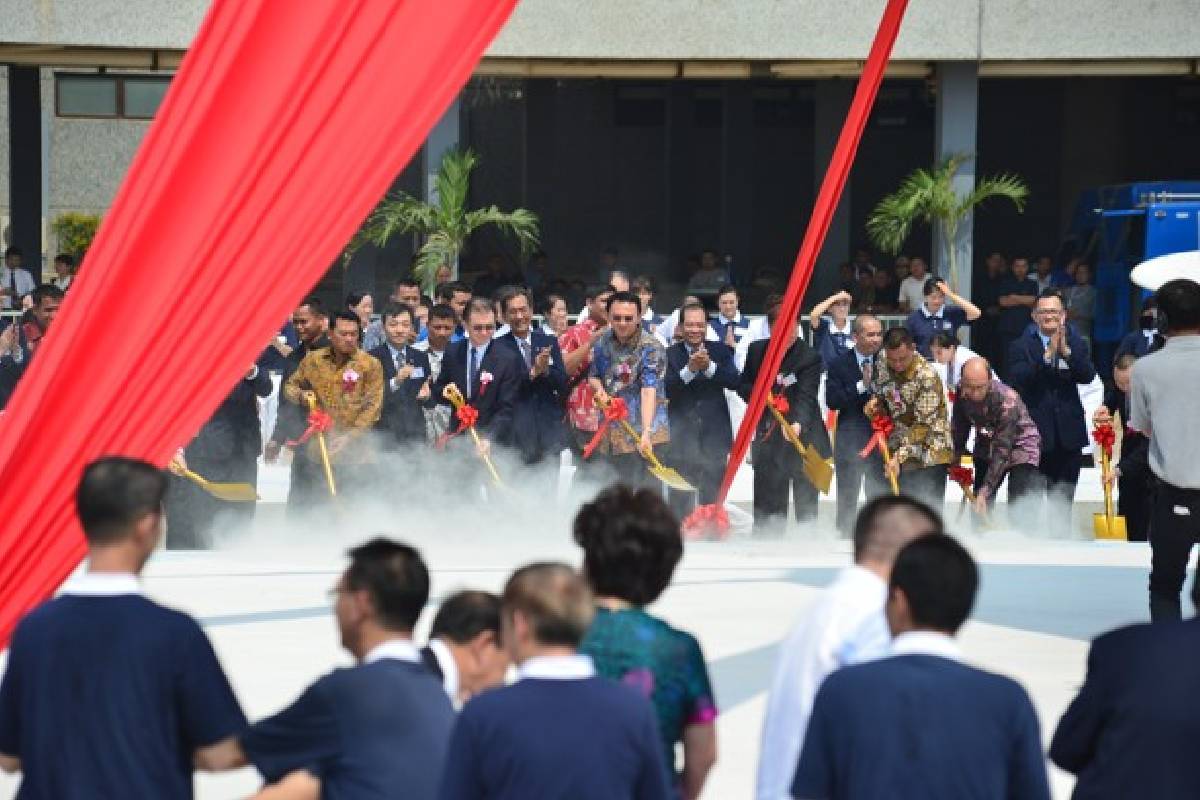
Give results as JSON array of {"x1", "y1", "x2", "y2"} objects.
[
  {"x1": 610, "y1": 315, "x2": 637, "y2": 323},
  {"x1": 470, "y1": 324, "x2": 496, "y2": 332}
]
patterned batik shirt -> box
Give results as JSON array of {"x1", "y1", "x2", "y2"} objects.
[
  {"x1": 870, "y1": 352, "x2": 953, "y2": 468},
  {"x1": 951, "y1": 378, "x2": 1041, "y2": 498},
  {"x1": 283, "y1": 346, "x2": 383, "y2": 464},
  {"x1": 589, "y1": 328, "x2": 669, "y2": 454},
  {"x1": 580, "y1": 607, "x2": 718, "y2": 782},
  {"x1": 560, "y1": 319, "x2": 601, "y2": 433}
]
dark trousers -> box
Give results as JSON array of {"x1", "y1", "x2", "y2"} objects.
[
  {"x1": 1149, "y1": 480, "x2": 1200, "y2": 621},
  {"x1": 667, "y1": 449, "x2": 726, "y2": 519},
  {"x1": 166, "y1": 454, "x2": 258, "y2": 549},
  {"x1": 834, "y1": 449, "x2": 887, "y2": 534},
  {"x1": 607, "y1": 451, "x2": 652, "y2": 490},
  {"x1": 753, "y1": 442, "x2": 817, "y2": 531},
  {"x1": 1039, "y1": 448, "x2": 1082, "y2": 532},
  {"x1": 972, "y1": 461, "x2": 1044, "y2": 532},
  {"x1": 898, "y1": 464, "x2": 947, "y2": 519},
  {"x1": 1118, "y1": 466, "x2": 1154, "y2": 543}
]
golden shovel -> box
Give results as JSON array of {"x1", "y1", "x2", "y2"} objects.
[
  {"x1": 303, "y1": 393, "x2": 338, "y2": 497},
  {"x1": 443, "y1": 384, "x2": 504, "y2": 487},
  {"x1": 1094, "y1": 444, "x2": 1127, "y2": 541},
  {"x1": 168, "y1": 460, "x2": 258, "y2": 503},
  {"x1": 766, "y1": 394, "x2": 833, "y2": 494},
  {"x1": 595, "y1": 395, "x2": 695, "y2": 492}
]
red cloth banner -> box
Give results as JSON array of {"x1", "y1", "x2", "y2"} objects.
[
  {"x1": 0, "y1": 0, "x2": 519, "y2": 646},
  {"x1": 714, "y1": 0, "x2": 911, "y2": 505}
]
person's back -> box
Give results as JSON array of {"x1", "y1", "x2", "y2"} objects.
[
  {"x1": 0, "y1": 458, "x2": 246, "y2": 799},
  {"x1": 243, "y1": 658, "x2": 453, "y2": 799},
  {"x1": 795, "y1": 650, "x2": 1044, "y2": 800},
  {"x1": 445, "y1": 669, "x2": 666, "y2": 800},
  {"x1": 1050, "y1": 618, "x2": 1200, "y2": 799}
]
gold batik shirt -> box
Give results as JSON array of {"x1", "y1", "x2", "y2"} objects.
[
  {"x1": 870, "y1": 353, "x2": 953, "y2": 468},
  {"x1": 283, "y1": 347, "x2": 384, "y2": 463}
]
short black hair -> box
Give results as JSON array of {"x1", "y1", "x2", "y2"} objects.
[
  {"x1": 31, "y1": 284, "x2": 64, "y2": 306},
  {"x1": 882, "y1": 327, "x2": 914, "y2": 350},
  {"x1": 631, "y1": 275, "x2": 654, "y2": 294},
  {"x1": 435, "y1": 281, "x2": 471, "y2": 303},
  {"x1": 929, "y1": 332, "x2": 958, "y2": 351},
  {"x1": 922, "y1": 277, "x2": 943, "y2": 297},
  {"x1": 1036, "y1": 287, "x2": 1065, "y2": 307},
  {"x1": 344, "y1": 538, "x2": 430, "y2": 632},
  {"x1": 345, "y1": 292, "x2": 370, "y2": 309},
  {"x1": 679, "y1": 301, "x2": 707, "y2": 323},
  {"x1": 716, "y1": 283, "x2": 738, "y2": 300},
  {"x1": 430, "y1": 590, "x2": 502, "y2": 645},
  {"x1": 499, "y1": 285, "x2": 532, "y2": 314},
  {"x1": 331, "y1": 310, "x2": 362, "y2": 333},
  {"x1": 4, "y1": 246, "x2": 22, "y2": 259},
  {"x1": 54, "y1": 253, "x2": 74, "y2": 267},
  {"x1": 853, "y1": 494, "x2": 943, "y2": 564},
  {"x1": 76, "y1": 457, "x2": 168, "y2": 545},
  {"x1": 297, "y1": 296, "x2": 325, "y2": 315},
  {"x1": 428, "y1": 303, "x2": 456, "y2": 323},
  {"x1": 466, "y1": 297, "x2": 495, "y2": 321},
  {"x1": 573, "y1": 484, "x2": 682, "y2": 606},
  {"x1": 606, "y1": 290, "x2": 643, "y2": 314},
  {"x1": 394, "y1": 276, "x2": 421, "y2": 291},
  {"x1": 381, "y1": 302, "x2": 414, "y2": 325},
  {"x1": 1156, "y1": 279, "x2": 1200, "y2": 333},
  {"x1": 542, "y1": 293, "x2": 567, "y2": 315},
  {"x1": 890, "y1": 533, "x2": 978, "y2": 634}
]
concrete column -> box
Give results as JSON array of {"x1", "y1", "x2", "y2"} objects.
[
  {"x1": 8, "y1": 66, "x2": 42, "y2": 282},
  {"x1": 812, "y1": 80, "x2": 853, "y2": 305},
  {"x1": 934, "y1": 62, "x2": 979, "y2": 300}
]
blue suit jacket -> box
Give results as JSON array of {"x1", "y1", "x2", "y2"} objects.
[
  {"x1": 1007, "y1": 324, "x2": 1095, "y2": 453},
  {"x1": 663, "y1": 340, "x2": 739, "y2": 461},
  {"x1": 824, "y1": 349, "x2": 876, "y2": 458},
  {"x1": 369, "y1": 344, "x2": 432, "y2": 446},
  {"x1": 1051, "y1": 619, "x2": 1200, "y2": 800},
  {"x1": 794, "y1": 653, "x2": 1050, "y2": 800},
  {"x1": 431, "y1": 339, "x2": 520, "y2": 443},
  {"x1": 494, "y1": 330, "x2": 568, "y2": 460}
]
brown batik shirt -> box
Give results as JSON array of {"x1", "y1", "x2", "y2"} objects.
[
  {"x1": 870, "y1": 352, "x2": 953, "y2": 468},
  {"x1": 283, "y1": 346, "x2": 384, "y2": 463}
]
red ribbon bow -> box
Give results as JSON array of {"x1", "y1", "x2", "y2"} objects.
[
  {"x1": 948, "y1": 465, "x2": 974, "y2": 488},
  {"x1": 859, "y1": 414, "x2": 895, "y2": 459},
  {"x1": 947, "y1": 389, "x2": 958, "y2": 404},
  {"x1": 1092, "y1": 424, "x2": 1116, "y2": 458},
  {"x1": 285, "y1": 409, "x2": 333, "y2": 447},
  {"x1": 770, "y1": 394, "x2": 790, "y2": 415},
  {"x1": 582, "y1": 397, "x2": 629, "y2": 459},
  {"x1": 682, "y1": 503, "x2": 730, "y2": 541},
  {"x1": 455, "y1": 404, "x2": 480, "y2": 430}
]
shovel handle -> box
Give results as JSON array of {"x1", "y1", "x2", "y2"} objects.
[
  {"x1": 305, "y1": 394, "x2": 337, "y2": 497},
  {"x1": 1101, "y1": 449, "x2": 1115, "y2": 520}
]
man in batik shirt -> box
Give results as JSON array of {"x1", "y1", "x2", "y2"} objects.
[
  {"x1": 560, "y1": 285, "x2": 614, "y2": 480},
  {"x1": 951, "y1": 357, "x2": 1042, "y2": 528},
  {"x1": 866, "y1": 326, "x2": 952, "y2": 513},
  {"x1": 283, "y1": 311, "x2": 384, "y2": 506},
  {"x1": 588, "y1": 290, "x2": 669, "y2": 487}
]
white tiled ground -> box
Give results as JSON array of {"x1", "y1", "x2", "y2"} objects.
[{"x1": 1, "y1": 460, "x2": 1168, "y2": 799}]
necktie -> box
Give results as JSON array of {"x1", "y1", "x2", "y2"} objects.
[
  {"x1": 861, "y1": 359, "x2": 872, "y2": 385},
  {"x1": 5, "y1": 270, "x2": 14, "y2": 310},
  {"x1": 520, "y1": 339, "x2": 532, "y2": 369},
  {"x1": 394, "y1": 348, "x2": 405, "y2": 371},
  {"x1": 469, "y1": 347, "x2": 480, "y2": 398}
]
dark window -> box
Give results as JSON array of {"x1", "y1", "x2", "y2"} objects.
[
  {"x1": 614, "y1": 85, "x2": 665, "y2": 126},
  {"x1": 123, "y1": 78, "x2": 170, "y2": 118},
  {"x1": 56, "y1": 73, "x2": 172, "y2": 119}
]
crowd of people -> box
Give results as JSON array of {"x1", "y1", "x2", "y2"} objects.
[{"x1": 4, "y1": 457, "x2": 1200, "y2": 799}]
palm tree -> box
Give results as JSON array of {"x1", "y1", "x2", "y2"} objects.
[
  {"x1": 344, "y1": 148, "x2": 540, "y2": 292},
  {"x1": 866, "y1": 154, "x2": 1028, "y2": 291}
]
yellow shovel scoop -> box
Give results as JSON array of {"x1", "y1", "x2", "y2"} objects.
[
  {"x1": 594, "y1": 395, "x2": 695, "y2": 492},
  {"x1": 766, "y1": 393, "x2": 833, "y2": 494},
  {"x1": 1093, "y1": 425, "x2": 1127, "y2": 540},
  {"x1": 168, "y1": 459, "x2": 258, "y2": 503}
]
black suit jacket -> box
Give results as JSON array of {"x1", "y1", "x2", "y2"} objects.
[
  {"x1": 824, "y1": 348, "x2": 877, "y2": 458},
  {"x1": 494, "y1": 330, "x2": 568, "y2": 459},
  {"x1": 419, "y1": 645, "x2": 444, "y2": 682},
  {"x1": 268, "y1": 334, "x2": 329, "y2": 445},
  {"x1": 738, "y1": 338, "x2": 831, "y2": 458},
  {"x1": 1102, "y1": 386, "x2": 1149, "y2": 476},
  {"x1": 663, "y1": 340, "x2": 738, "y2": 461},
  {"x1": 187, "y1": 368, "x2": 273, "y2": 462},
  {"x1": 1007, "y1": 324, "x2": 1095, "y2": 454},
  {"x1": 1050, "y1": 619, "x2": 1200, "y2": 799},
  {"x1": 370, "y1": 344, "x2": 432, "y2": 446},
  {"x1": 432, "y1": 339, "x2": 520, "y2": 442}
]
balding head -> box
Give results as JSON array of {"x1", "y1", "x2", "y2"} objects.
[
  {"x1": 959, "y1": 357, "x2": 993, "y2": 403},
  {"x1": 853, "y1": 495, "x2": 943, "y2": 575}
]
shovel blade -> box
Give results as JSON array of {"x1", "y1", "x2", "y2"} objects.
[
  {"x1": 802, "y1": 451, "x2": 834, "y2": 495},
  {"x1": 651, "y1": 466, "x2": 696, "y2": 493},
  {"x1": 1093, "y1": 513, "x2": 1129, "y2": 541},
  {"x1": 199, "y1": 481, "x2": 259, "y2": 503}
]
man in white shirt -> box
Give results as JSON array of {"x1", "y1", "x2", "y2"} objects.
[
  {"x1": 896, "y1": 256, "x2": 929, "y2": 313},
  {"x1": 755, "y1": 495, "x2": 943, "y2": 800},
  {"x1": 928, "y1": 332, "x2": 979, "y2": 397},
  {"x1": 420, "y1": 590, "x2": 509, "y2": 706},
  {"x1": 575, "y1": 270, "x2": 629, "y2": 324},
  {"x1": 0, "y1": 247, "x2": 36, "y2": 310}
]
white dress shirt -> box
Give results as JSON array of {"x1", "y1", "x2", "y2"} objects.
[
  {"x1": 0, "y1": 266, "x2": 35, "y2": 310},
  {"x1": 363, "y1": 637, "x2": 421, "y2": 665},
  {"x1": 427, "y1": 637, "x2": 461, "y2": 701},
  {"x1": 60, "y1": 571, "x2": 143, "y2": 597},
  {"x1": 889, "y1": 630, "x2": 962, "y2": 661},
  {"x1": 516, "y1": 653, "x2": 595, "y2": 681},
  {"x1": 756, "y1": 566, "x2": 891, "y2": 800}
]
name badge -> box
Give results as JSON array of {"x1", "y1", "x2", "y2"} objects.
[
  {"x1": 411, "y1": 367, "x2": 425, "y2": 379},
  {"x1": 778, "y1": 373, "x2": 797, "y2": 387}
]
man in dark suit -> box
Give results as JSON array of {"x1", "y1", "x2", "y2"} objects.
[
  {"x1": 1093, "y1": 353, "x2": 1152, "y2": 542},
  {"x1": 664, "y1": 301, "x2": 740, "y2": 516},
  {"x1": 792, "y1": 534, "x2": 1050, "y2": 800},
  {"x1": 431, "y1": 298, "x2": 520, "y2": 486},
  {"x1": 1115, "y1": 296, "x2": 1160, "y2": 359},
  {"x1": 369, "y1": 302, "x2": 432, "y2": 455},
  {"x1": 1050, "y1": 583, "x2": 1200, "y2": 798},
  {"x1": 738, "y1": 297, "x2": 831, "y2": 533},
  {"x1": 167, "y1": 365, "x2": 273, "y2": 549},
  {"x1": 420, "y1": 590, "x2": 507, "y2": 707},
  {"x1": 495, "y1": 286, "x2": 568, "y2": 466},
  {"x1": 825, "y1": 314, "x2": 888, "y2": 535},
  {"x1": 1008, "y1": 288, "x2": 1095, "y2": 529}
]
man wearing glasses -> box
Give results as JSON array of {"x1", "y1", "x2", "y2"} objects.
[{"x1": 1007, "y1": 289, "x2": 1095, "y2": 531}]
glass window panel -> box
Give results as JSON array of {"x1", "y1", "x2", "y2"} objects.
[
  {"x1": 123, "y1": 78, "x2": 170, "y2": 119},
  {"x1": 57, "y1": 76, "x2": 117, "y2": 117}
]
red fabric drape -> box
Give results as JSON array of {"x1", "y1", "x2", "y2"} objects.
[
  {"x1": 715, "y1": 0, "x2": 910, "y2": 504},
  {"x1": 0, "y1": 0, "x2": 519, "y2": 646}
]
